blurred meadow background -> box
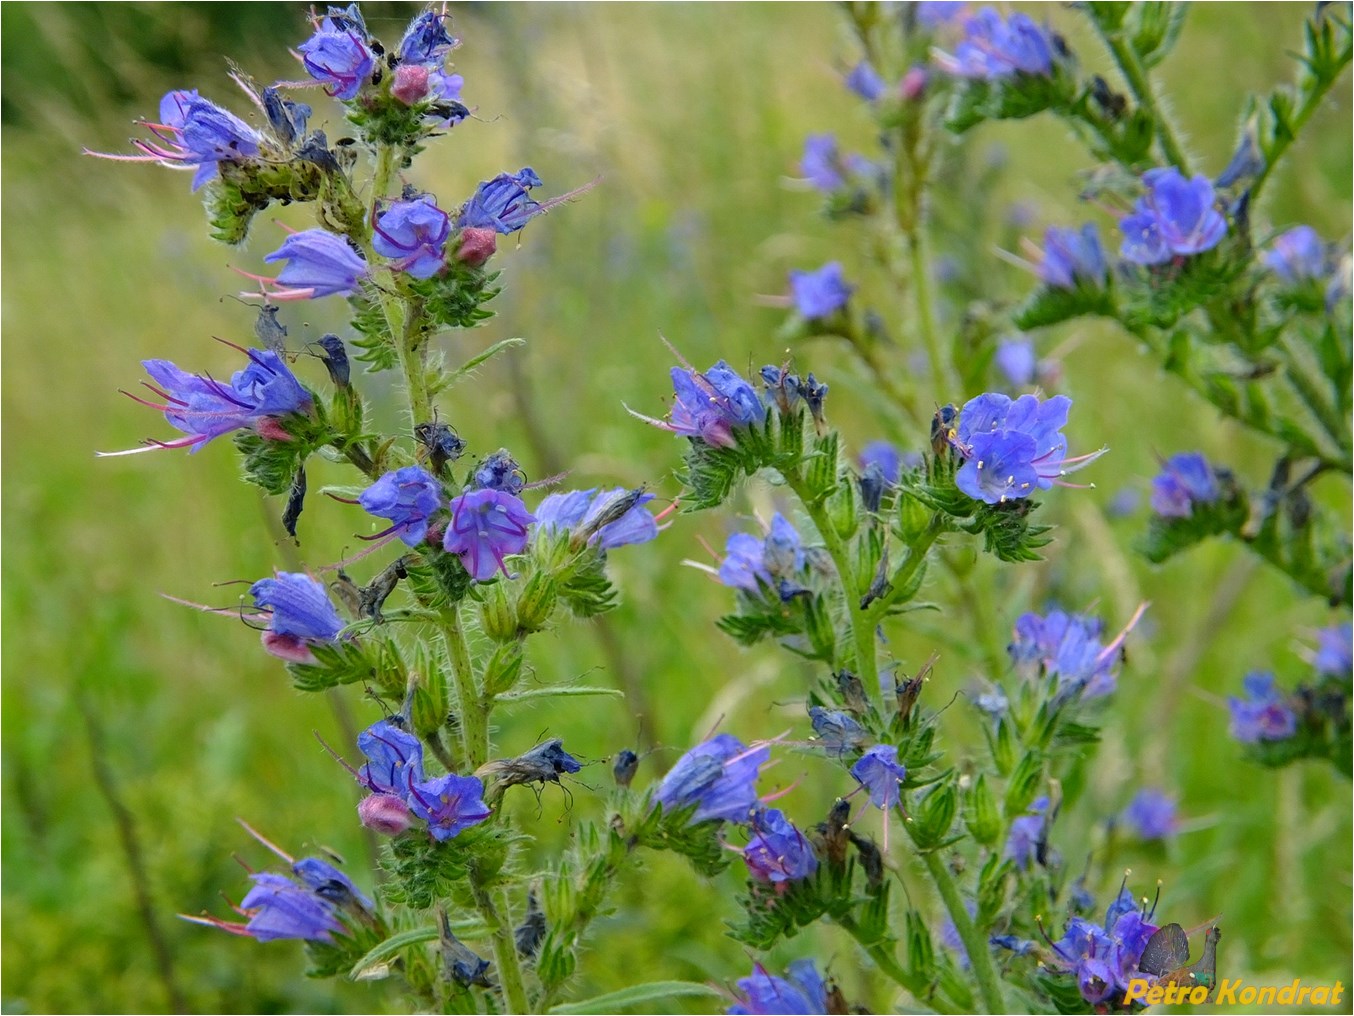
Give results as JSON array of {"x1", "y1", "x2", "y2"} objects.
[{"x1": 2, "y1": 3, "x2": 1350, "y2": 1012}]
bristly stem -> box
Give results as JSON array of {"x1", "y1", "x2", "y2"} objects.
[
  {"x1": 920, "y1": 850, "x2": 1006, "y2": 1014},
  {"x1": 471, "y1": 880, "x2": 531, "y2": 1014},
  {"x1": 908, "y1": 229, "x2": 958, "y2": 401},
  {"x1": 1098, "y1": 28, "x2": 1192, "y2": 174},
  {"x1": 836, "y1": 912, "x2": 956, "y2": 1013},
  {"x1": 441, "y1": 607, "x2": 488, "y2": 768}
]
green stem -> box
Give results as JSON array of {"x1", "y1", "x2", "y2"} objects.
[
  {"x1": 441, "y1": 606, "x2": 487, "y2": 768},
  {"x1": 836, "y1": 913, "x2": 954, "y2": 1013},
  {"x1": 908, "y1": 230, "x2": 958, "y2": 399},
  {"x1": 866, "y1": 515, "x2": 945, "y2": 628},
  {"x1": 472, "y1": 882, "x2": 531, "y2": 1014},
  {"x1": 1251, "y1": 65, "x2": 1351, "y2": 205},
  {"x1": 949, "y1": 556, "x2": 1008, "y2": 679},
  {"x1": 783, "y1": 468, "x2": 880, "y2": 701},
  {"x1": 1099, "y1": 30, "x2": 1192, "y2": 173},
  {"x1": 920, "y1": 851, "x2": 1005, "y2": 1014}
]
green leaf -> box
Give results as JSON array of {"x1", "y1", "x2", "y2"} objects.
[
  {"x1": 496, "y1": 686, "x2": 625, "y2": 704},
  {"x1": 348, "y1": 923, "x2": 481, "y2": 980},
  {"x1": 439, "y1": 337, "x2": 526, "y2": 391},
  {"x1": 548, "y1": 981, "x2": 721, "y2": 1015},
  {"x1": 285, "y1": 634, "x2": 405, "y2": 695}
]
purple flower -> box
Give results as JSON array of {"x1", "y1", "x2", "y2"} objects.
[
  {"x1": 1004, "y1": 796, "x2": 1049, "y2": 869},
  {"x1": 103, "y1": 347, "x2": 311, "y2": 457},
  {"x1": 1009, "y1": 606, "x2": 1143, "y2": 700},
  {"x1": 1120, "y1": 169, "x2": 1227, "y2": 265},
  {"x1": 357, "y1": 719, "x2": 426, "y2": 798},
  {"x1": 291, "y1": 856, "x2": 374, "y2": 913},
  {"x1": 456, "y1": 168, "x2": 557, "y2": 234},
  {"x1": 87, "y1": 90, "x2": 262, "y2": 192},
  {"x1": 261, "y1": 229, "x2": 368, "y2": 299},
  {"x1": 846, "y1": 61, "x2": 886, "y2": 101},
  {"x1": 444, "y1": 489, "x2": 535, "y2": 581},
  {"x1": 859, "y1": 441, "x2": 904, "y2": 485},
  {"x1": 250, "y1": 572, "x2": 344, "y2": 663},
  {"x1": 952, "y1": 392, "x2": 1103, "y2": 504},
  {"x1": 359, "y1": 465, "x2": 443, "y2": 546},
  {"x1": 237, "y1": 872, "x2": 346, "y2": 942},
  {"x1": 1265, "y1": 225, "x2": 1326, "y2": 283},
  {"x1": 917, "y1": 1, "x2": 967, "y2": 27},
  {"x1": 534, "y1": 488, "x2": 660, "y2": 551},
  {"x1": 789, "y1": 262, "x2": 853, "y2": 319},
  {"x1": 1051, "y1": 888, "x2": 1159, "y2": 1005},
  {"x1": 653, "y1": 733, "x2": 768, "y2": 825},
  {"x1": 936, "y1": 7, "x2": 1055, "y2": 79},
  {"x1": 1150, "y1": 451, "x2": 1219, "y2": 518},
  {"x1": 408, "y1": 772, "x2": 492, "y2": 840},
  {"x1": 472, "y1": 449, "x2": 526, "y2": 495},
  {"x1": 298, "y1": 12, "x2": 374, "y2": 100},
  {"x1": 1228, "y1": 671, "x2": 1297, "y2": 742},
  {"x1": 718, "y1": 513, "x2": 806, "y2": 600},
  {"x1": 398, "y1": 10, "x2": 456, "y2": 64},
  {"x1": 1121, "y1": 788, "x2": 1178, "y2": 840},
  {"x1": 728, "y1": 960, "x2": 827, "y2": 1015},
  {"x1": 1039, "y1": 224, "x2": 1107, "y2": 289},
  {"x1": 636, "y1": 359, "x2": 764, "y2": 448},
  {"x1": 742, "y1": 808, "x2": 818, "y2": 884},
  {"x1": 851, "y1": 745, "x2": 907, "y2": 810},
  {"x1": 995, "y1": 337, "x2": 1037, "y2": 387},
  {"x1": 800, "y1": 134, "x2": 845, "y2": 191},
  {"x1": 1313, "y1": 622, "x2": 1352, "y2": 678},
  {"x1": 373, "y1": 196, "x2": 451, "y2": 279}
]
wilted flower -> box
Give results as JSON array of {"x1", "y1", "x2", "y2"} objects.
[
  {"x1": 408, "y1": 772, "x2": 493, "y2": 840},
  {"x1": 1039, "y1": 224, "x2": 1107, "y2": 289},
  {"x1": 1120, "y1": 169, "x2": 1227, "y2": 265},
  {"x1": 850, "y1": 745, "x2": 907, "y2": 810},
  {"x1": 935, "y1": 7, "x2": 1055, "y2": 79},
  {"x1": 534, "y1": 488, "x2": 661, "y2": 551},
  {"x1": 358, "y1": 465, "x2": 443, "y2": 546},
  {"x1": 789, "y1": 262, "x2": 853, "y2": 319},
  {"x1": 374, "y1": 195, "x2": 452, "y2": 279},
  {"x1": 742, "y1": 808, "x2": 818, "y2": 884},
  {"x1": 85, "y1": 90, "x2": 262, "y2": 192},
  {"x1": 728, "y1": 960, "x2": 827, "y2": 1015},
  {"x1": 1121, "y1": 788, "x2": 1179, "y2": 840},
  {"x1": 250, "y1": 572, "x2": 344, "y2": 663},
  {"x1": 1150, "y1": 451, "x2": 1220, "y2": 518},
  {"x1": 260, "y1": 229, "x2": 368, "y2": 299},
  {"x1": 634, "y1": 359, "x2": 764, "y2": 448},
  {"x1": 1009, "y1": 605, "x2": 1145, "y2": 701},
  {"x1": 444, "y1": 489, "x2": 535, "y2": 581},
  {"x1": 653, "y1": 733, "x2": 768, "y2": 824},
  {"x1": 951, "y1": 392, "x2": 1104, "y2": 504},
  {"x1": 298, "y1": 9, "x2": 374, "y2": 100},
  {"x1": 472, "y1": 449, "x2": 526, "y2": 495},
  {"x1": 102, "y1": 346, "x2": 311, "y2": 457},
  {"x1": 1265, "y1": 225, "x2": 1326, "y2": 283},
  {"x1": 1313, "y1": 622, "x2": 1352, "y2": 678},
  {"x1": 845, "y1": 61, "x2": 886, "y2": 101},
  {"x1": 1228, "y1": 671, "x2": 1297, "y2": 742}
]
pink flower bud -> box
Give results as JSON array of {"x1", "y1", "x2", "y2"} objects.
[
  {"x1": 254, "y1": 417, "x2": 294, "y2": 442},
  {"x1": 901, "y1": 66, "x2": 928, "y2": 101},
  {"x1": 455, "y1": 227, "x2": 498, "y2": 267},
  {"x1": 359, "y1": 793, "x2": 415, "y2": 836},
  {"x1": 391, "y1": 64, "x2": 431, "y2": 105}
]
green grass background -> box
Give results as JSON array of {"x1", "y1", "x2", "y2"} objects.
[{"x1": 2, "y1": 3, "x2": 1350, "y2": 1012}]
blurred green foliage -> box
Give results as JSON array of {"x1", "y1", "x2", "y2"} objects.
[{"x1": 2, "y1": 3, "x2": 1349, "y2": 1013}]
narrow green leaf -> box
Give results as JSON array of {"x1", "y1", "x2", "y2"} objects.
[
  {"x1": 347, "y1": 920, "x2": 487, "y2": 979},
  {"x1": 496, "y1": 685, "x2": 625, "y2": 703},
  {"x1": 548, "y1": 980, "x2": 722, "y2": 1014},
  {"x1": 444, "y1": 337, "x2": 526, "y2": 388}
]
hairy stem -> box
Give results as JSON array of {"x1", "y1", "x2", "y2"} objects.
[
  {"x1": 908, "y1": 229, "x2": 958, "y2": 400},
  {"x1": 920, "y1": 851, "x2": 1005, "y2": 1014},
  {"x1": 836, "y1": 913, "x2": 955, "y2": 1014},
  {"x1": 472, "y1": 881, "x2": 531, "y2": 1014},
  {"x1": 1251, "y1": 53, "x2": 1352, "y2": 205},
  {"x1": 441, "y1": 607, "x2": 487, "y2": 768},
  {"x1": 1099, "y1": 29, "x2": 1192, "y2": 173}
]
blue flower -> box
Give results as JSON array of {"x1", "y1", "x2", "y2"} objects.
[
  {"x1": 637, "y1": 359, "x2": 764, "y2": 448},
  {"x1": 1121, "y1": 788, "x2": 1178, "y2": 840},
  {"x1": 1120, "y1": 169, "x2": 1227, "y2": 265},
  {"x1": 728, "y1": 960, "x2": 827, "y2": 1015},
  {"x1": 250, "y1": 572, "x2": 344, "y2": 663},
  {"x1": 851, "y1": 745, "x2": 907, "y2": 810},
  {"x1": 444, "y1": 489, "x2": 535, "y2": 582},
  {"x1": 408, "y1": 772, "x2": 492, "y2": 840},
  {"x1": 261, "y1": 229, "x2": 368, "y2": 299},
  {"x1": 718, "y1": 513, "x2": 807, "y2": 600},
  {"x1": 810, "y1": 707, "x2": 867, "y2": 757},
  {"x1": 534, "y1": 488, "x2": 660, "y2": 551},
  {"x1": 374, "y1": 196, "x2": 452, "y2": 279},
  {"x1": 426, "y1": 70, "x2": 468, "y2": 127},
  {"x1": 298, "y1": 11, "x2": 375, "y2": 100},
  {"x1": 1313, "y1": 622, "x2": 1352, "y2": 678},
  {"x1": 789, "y1": 262, "x2": 853, "y2": 319},
  {"x1": 917, "y1": 1, "x2": 967, "y2": 27},
  {"x1": 1150, "y1": 451, "x2": 1220, "y2": 518},
  {"x1": 398, "y1": 10, "x2": 457, "y2": 64},
  {"x1": 742, "y1": 808, "x2": 818, "y2": 884},
  {"x1": 859, "y1": 441, "x2": 904, "y2": 485},
  {"x1": 1039, "y1": 224, "x2": 1107, "y2": 289},
  {"x1": 357, "y1": 720, "x2": 425, "y2": 797},
  {"x1": 952, "y1": 392, "x2": 1103, "y2": 504},
  {"x1": 237, "y1": 872, "x2": 347, "y2": 942},
  {"x1": 936, "y1": 7, "x2": 1055, "y2": 79},
  {"x1": 104, "y1": 347, "x2": 311, "y2": 457},
  {"x1": 358, "y1": 465, "x2": 443, "y2": 546},
  {"x1": 457, "y1": 167, "x2": 553, "y2": 234},
  {"x1": 1265, "y1": 225, "x2": 1326, "y2": 283},
  {"x1": 291, "y1": 856, "x2": 375, "y2": 914},
  {"x1": 1009, "y1": 606, "x2": 1142, "y2": 700},
  {"x1": 846, "y1": 61, "x2": 886, "y2": 101},
  {"x1": 1050, "y1": 888, "x2": 1160, "y2": 1005},
  {"x1": 1228, "y1": 671, "x2": 1297, "y2": 742},
  {"x1": 653, "y1": 733, "x2": 768, "y2": 825},
  {"x1": 995, "y1": 337, "x2": 1037, "y2": 387},
  {"x1": 1004, "y1": 795, "x2": 1049, "y2": 869},
  {"x1": 800, "y1": 134, "x2": 845, "y2": 191},
  {"x1": 88, "y1": 90, "x2": 263, "y2": 192}
]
